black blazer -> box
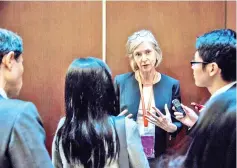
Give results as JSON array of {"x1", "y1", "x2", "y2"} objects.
[
  {"x1": 115, "y1": 72, "x2": 183, "y2": 157},
  {"x1": 0, "y1": 95, "x2": 53, "y2": 168},
  {"x1": 185, "y1": 86, "x2": 236, "y2": 168},
  {"x1": 188, "y1": 84, "x2": 236, "y2": 136}
]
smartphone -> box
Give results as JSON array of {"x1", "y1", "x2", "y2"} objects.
[{"x1": 172, "y1": 99, "x2": 186, "y2": 116}]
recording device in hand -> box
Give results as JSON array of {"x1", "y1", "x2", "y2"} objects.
[{"x1": 172, "y1": 99, "x2": 186, "y2": 116}]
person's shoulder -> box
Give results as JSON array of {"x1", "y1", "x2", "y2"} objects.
[
  {"x1": 0, "y1": 99, "x2": 41, "y2": 133},
  {"x1": 0, "y1": 99, "x2": 37, "y2": 115},
  {"x1": 206, "y1": 88, "x2": 236, "y2": 114},
  {"x1": 115, "y1": 72, "x2": 134, "y2": 82},
  {"x1": 227, "y1": 85, "x2": 236, "y2": 94},
  {"x1": 161, "y1": 73, "x2": 179, "y2": 84},
  {"x1": 0, "y1": 99, "x2": 31, "y2": 131},
  {"x1": 1, "y1": 98, "x2": 28, "y2": 105},
  {"x1": 215, "y1": 88, "x2": 236, "y2": 105}
]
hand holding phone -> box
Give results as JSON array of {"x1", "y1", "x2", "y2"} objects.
[
  {"x1": 172, "y1": 99, "x2": 186, "y2": 116},
  {"x1": 118, "y1": 106, "x2": 133, "y2": 118}
]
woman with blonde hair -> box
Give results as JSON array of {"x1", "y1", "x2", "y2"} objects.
[{"x1": 115, "y1": 30, "x2": 183, "y2": 167}]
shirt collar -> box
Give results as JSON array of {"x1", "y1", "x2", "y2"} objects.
[
  {"x1": 210, "y1": 81, "x2": 237, "y2": 100},
  {"x1": 0, "y1": 88, "x2": 8, "y2": 99}
]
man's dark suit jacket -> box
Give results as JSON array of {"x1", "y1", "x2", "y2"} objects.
[
  {"x1": 115, "y1": 72, "x2": 183, "y2": 157},
  {"x1": 185, "y1": 86, "x2": 236, "y2": 168},
  {"x1": 188, "y1": 84, "x2": 236, "y2": 135},
  {"x1": 0, "y1": 95, "x2": 53, "y2": 168}
]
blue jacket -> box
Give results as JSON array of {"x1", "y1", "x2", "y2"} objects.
[
  {"x1": 0, "y1": 95, "x2": 53, "y2": 168},
  {"x1": 115, "y1": 72, "x2": 183, "y2": 157}
]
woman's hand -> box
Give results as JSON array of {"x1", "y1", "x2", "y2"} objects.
[
  {"x1": 118, "y1": 109, "x2": 133, "y2": 118},
  {"x1": 145, "y1": 104, "x2": 177, "y2": 133}
]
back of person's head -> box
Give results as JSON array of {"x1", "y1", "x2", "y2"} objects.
[
  {"x1": 195, "y1": 29, "x2": 236, "y2": 82},
  {"x1": 157, "y1": 89, "x2": 236, "y2": 168},
  {"x1": 56, "y1": 57, "x2": 120, "y2": 168},
  {"x1": 65, "y1": 57, "x2": 117, "y2": 119},
  {"x1": 0, "y1": 28, "x2": 23, "y2": 64},
  {"x1": 0, "y1": 28, "x2": 24, "y2": 98}
]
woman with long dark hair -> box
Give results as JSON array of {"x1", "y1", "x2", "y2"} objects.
[{"x1": 52, "y1": 57, "x2": 149, "y2": 168}]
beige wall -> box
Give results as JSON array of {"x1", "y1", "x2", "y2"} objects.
[
  {"x1": 226, "y1": 1, "x2": 236, "y2": 30},
  {"x1": 107, "y1": 1, "x2": 226, "y2": 106},
  {"x1": 0, "y1": 1, "x2": 102, "y2": 153},
  {"x1": 0, "y1": 1, "x2": 235, "y2": 153},
  {"x1": 106, "y1": 1, "x2": 227, "y2": 144}
]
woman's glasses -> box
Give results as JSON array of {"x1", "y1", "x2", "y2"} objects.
[{"x1": 128, "y1": 31, "x2": 152, "y2": 41}]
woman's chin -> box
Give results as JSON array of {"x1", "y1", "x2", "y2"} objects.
[{"x1": 140, "y1": 67, "x2": 153, "y2": 73}]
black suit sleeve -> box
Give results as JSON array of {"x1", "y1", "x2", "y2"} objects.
[
  {"x1": 8, "y1": 102, "x2": 53, "y2": 168},
  {"x1": 186, "y1": 121, "x2": 198, "y2": 136}
]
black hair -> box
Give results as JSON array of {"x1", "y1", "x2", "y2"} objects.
[
  {"x1": 56, "y1": 57, "x2": 120, "y2": 167},
  {"x1": 196, "y1": 29, "x2": 236, "y2": 82},
  {"x1": 0, "y1": 28, "x2": 23, "y2": 64}
]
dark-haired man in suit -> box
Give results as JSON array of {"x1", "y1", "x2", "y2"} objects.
[
  {"x1": 0, "y1": 28, "x2": 53, "y2": 168},
  {"x1": 174, "y1": 29, "x2": 236, "y2": 129}
]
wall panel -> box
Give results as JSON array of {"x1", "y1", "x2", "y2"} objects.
[
  {"x1": 0, "y1": 0, "x2": 234, "y2": 154},
  {"x1": 0, "y1": 1, "x2": 102, "y2": 154},
  {"x1": 107, "y1": 1, "x2": 225, "y2": 106},
  {"x1": 106, "y1": 1, "x2": 225, "y2": 145},
  {"x1": 226, "y1": 1, "x2": 236, "y2": 30}
]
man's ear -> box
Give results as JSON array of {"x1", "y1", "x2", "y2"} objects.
[
  {"x1": 1, "y1": 51, "x2": 15, "y2": 70},
  {"x1": 209, "y1": 62, "x2": 220, "y2": 77}
]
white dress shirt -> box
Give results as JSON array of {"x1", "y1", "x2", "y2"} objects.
[{"x1": 0, "y1": 88, "x2": 8, "y2": 99}]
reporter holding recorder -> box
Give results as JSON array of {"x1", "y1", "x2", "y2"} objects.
[{"x1": 173, "y1": 29, "x2": 236, "y2": 130}]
